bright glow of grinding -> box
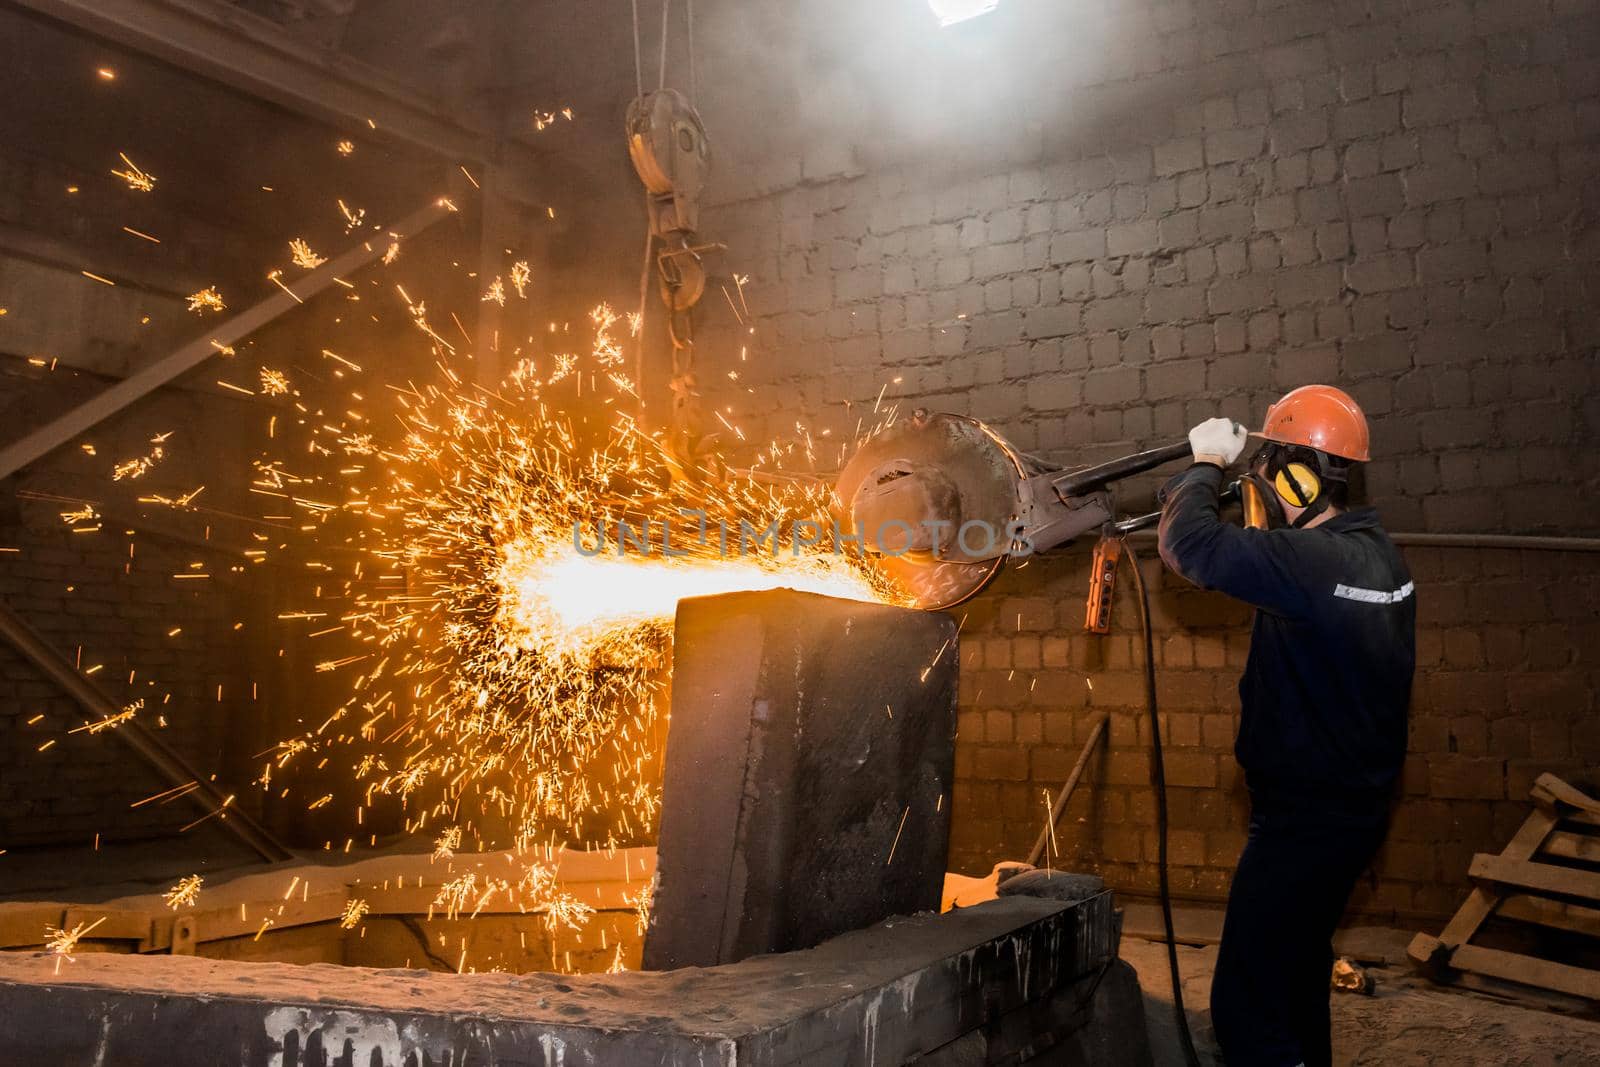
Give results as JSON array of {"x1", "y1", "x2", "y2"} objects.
[
  {"x1": 259, "y1": 311, "x2": 905, "y2": 857},
  {"x1": 495, "y1": 540, "x2": 884, "y2": 657}
]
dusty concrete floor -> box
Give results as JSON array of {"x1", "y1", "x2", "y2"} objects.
[{"x1": 1121, "y1": 934, "x2": 1600, "y2": 1065}]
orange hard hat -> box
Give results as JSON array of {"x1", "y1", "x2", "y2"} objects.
[{"x1": 1256, "y1": 385, "x2": 1370, "y2": 462}]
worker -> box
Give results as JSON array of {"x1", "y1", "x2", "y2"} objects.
[{"x1": 1156, "y1": 385, "x2": 1415, "y2": 1067}]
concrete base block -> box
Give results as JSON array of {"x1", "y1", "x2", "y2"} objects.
[
  {"x1": 645, "y1": 589, "x2": 958, "y2": 970},
  {"x1": 0, "y1": 893, "x2": 1132, "y2": 1066}
]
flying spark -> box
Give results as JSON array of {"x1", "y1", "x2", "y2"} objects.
[
  {"x1": 338, "y1": 199, "x2": 366, "y2": 232},
  {"x1": 111, "y1": 152, "x2": 155, "y2": 191},
  {"x1": 163, "y1": 874, "x2": 204, "y2": 909},
  {"x1": 259, "y1": 368, "x2": 291, "y2": 396},
  {"x1": 510, "y1": 261, "x2": 532, "y2": 298},
  {"x1": 70, "y1": 699, "x2": 143, "y2": 735},
  {"x1": 186, "y1": 286, "x2": 226, "y2": 314},
  {"x1": 433, "y1": 826, "x2": 462, "y2": 861},
  {"x1": 289, "y1": 239, "x2": 327, "y2": 269},
  {"x1": 45, "y1": 917, "x2": 106, "y2": 972},
  {"x1": 112, "y1": 447, "x2": 164, "y2": 481}
]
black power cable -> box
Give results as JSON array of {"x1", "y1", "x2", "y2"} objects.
[{"x1": 1123, "y1": 540, "x2": 1204, "y2": 1067}]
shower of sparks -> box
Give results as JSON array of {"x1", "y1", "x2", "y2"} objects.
[
  {"x1": 433, "y1": 825, "x2": 462, "y2": 861},
  {"x1": 886, "y1": 804, "x2": 911, "y2": 864},
  {"x1": 186, "y1": 286, "x2": 227, "y2": 314},
  {"x1": 139, "y1": 486, "x2": 206, "y2": 510},
  {"x1": 627, "y1": 883, "x2": 653, "y2": 936},
  {"x1": 70, "y1": 698, "x2": 142, "y2": 735},
  {"x1": 400, "y1": 291, "x2": 452, "y2": 351},
  {"x1": 338, "y1": 199, "x2": 366, "y2": 232},
  {"x1": 289, "y1": 238, "x2": 327, "y2": 269},
  {"x1": 163, "y1": 874, "x2": 204, "y2": 910},
  {"x1": 45, "y1": 917, "x2": 107, "y2": 971},
  {"x1": 532, "y1": 108, "x2": 573, "y2": 131},
  {"x1": 432, "y1": 873, "x2": 479, "y2": 920},
  {"x1": 542, "y1": 894, "x2": 595, "y2": 933},
  {"x1": 259, "y1": 368, "x2": 291, "y2": 396},
  {"x1": 515, "y1": 861, "x2": 594, "y2": 931},
  {"x1": 321, "y1": 349, "x2": 360, "y2": 373},
  {"x1": 27, "y1": 132, "x2": 917, "y2": 967},
  {"x1": 509, "y1": 261, "x2": 532, "y2": 298},
  {"x1": 112, "y1": 436, "x2": 167, "y2": 481},
  {"x1": 339, "y1": 432, "x2": 374, "y2": 455},
  {"x1": 590, "y1": 303, "x2": 626, "y2": 367},
  {"x1": 111, "y1": 152, "x2": 155, "y2": 191},
  {"x1": 256, "y1": 308, "x2": 900, "y2": 861},
  {"x1": 1042, "y1": 789, "x2": 1059, "y2": 861},
  {"x1": 266, "y1": 269, "x2": 301, "y2": 302}
]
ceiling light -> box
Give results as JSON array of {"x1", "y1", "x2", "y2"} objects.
[{"x1": 928, "y1": 0, "x2": 1000, "y2": 27}]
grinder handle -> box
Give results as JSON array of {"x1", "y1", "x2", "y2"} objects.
[
  {"x1": 1114, "y1": 481, "x2": 1243, "y2": 534},
  {"x1": 1050, "y1": 439, "x2": 1193, "y2": 498}
]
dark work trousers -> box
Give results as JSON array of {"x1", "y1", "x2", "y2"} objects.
[{"x1": 1209, "y1": 789, "x2": 1391, "y2": 1067}]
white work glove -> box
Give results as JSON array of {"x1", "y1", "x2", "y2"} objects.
[{"x1": 1189, "y1": 417, "x2": 1248, "y2": 468}]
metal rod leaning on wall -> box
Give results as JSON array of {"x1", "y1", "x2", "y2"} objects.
[
  {"x1": 0, "y1": 196, "x2": 459, "y2": 481},
  {"x1": 1027, "y1": 713, "x2": 1109, "y2": 868},
  {"x1": 0, "y1": 598, "x2": 293, "y2": 862}
]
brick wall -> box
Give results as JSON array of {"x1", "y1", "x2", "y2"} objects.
[
  {"x1": 680, "y1": 0, "x2": 1600, "y2": 918},
  {"x1": 0, "y1": 10, "x2": 489, "y2": 852},
  {"x1": 0, "y1": 511, "x2": 261, "y2": 846},
  {"x1": 944, "y1": 544, "x2": 1598, "y2": 921},
  {"x1": 0, "y1": 359, "x2": 275, "y2": 847}
]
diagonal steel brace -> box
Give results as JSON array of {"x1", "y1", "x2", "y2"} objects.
[{"x1": 0, "y1": 197, "x2": 456, "y2": 481}]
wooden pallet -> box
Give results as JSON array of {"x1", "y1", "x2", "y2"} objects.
[{"x1": 1409, "y1": 773, "x2": 1600, "y2": 1000}]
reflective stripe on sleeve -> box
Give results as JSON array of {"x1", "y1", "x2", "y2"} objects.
[{"x1": 1332, "y1": 580, "x2": 1414, "y2": 604}]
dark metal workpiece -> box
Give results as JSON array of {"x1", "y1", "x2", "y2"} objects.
[{"x1": 645, "y1": 588, "x2": 958, "y2": 971}]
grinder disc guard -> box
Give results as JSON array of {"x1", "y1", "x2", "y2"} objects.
[{"x1": 834, "y1": 413, "x2": 1025, "y2": 609}]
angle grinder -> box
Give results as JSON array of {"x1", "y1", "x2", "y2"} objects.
[{"x1": 833, "y1": 410, "x2": 1204, "y2": 610}]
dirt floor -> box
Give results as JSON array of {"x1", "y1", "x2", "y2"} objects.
[{"x1": 1121, "y1": 933, "x2": 1600, "y2": 1065}]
